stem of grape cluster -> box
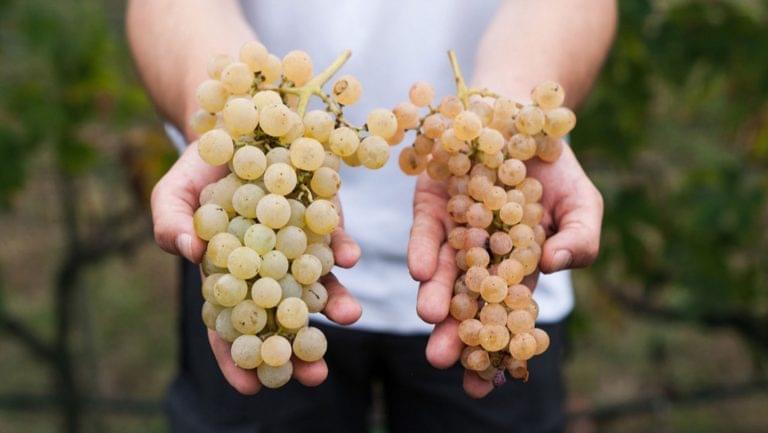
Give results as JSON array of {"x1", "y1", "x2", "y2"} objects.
[
  {"x1": 281, "y1": 50, "x2": 352, "y2": 117},
  {"x1": 448, "y1": 50, "x2": 470, "y2": 107}
]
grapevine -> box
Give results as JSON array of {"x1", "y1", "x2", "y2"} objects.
[
  {"x1": 396, "y1": 50, "x2": 576, "y2": 385},
  {"x1": 191, "y1": 41, "x2": 397, "y2": 389}
]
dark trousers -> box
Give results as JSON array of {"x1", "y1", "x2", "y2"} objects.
[{"x1": 168, "y1": 260, "x2": 566, "y2": 433}]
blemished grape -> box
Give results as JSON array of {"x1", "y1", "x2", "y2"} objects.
[
  {"x1": 290, "y1": 137, "x2": 325, "y2": 171},
  {"x1": 215, "y1": 308, "x2": 242, "y2": 342},
  {"x1": 465, "y1": 347, "x2": 491, "y2": 371},
  {"x1": 261, "y1": 54, "x2": 283, "y2": 85},
  {"x1": 399, "y1": 147, "x2": 428, "y2": 175},
  {"x1": 409, "y1": 81, "x2": 434, "y2": 107},
  {"x1": 213, "y1": 274, "x2": 248, "y2": 307},
  {"x1": 531, "y1": 80, "x2": 565, "y2": 109},
  {"x1": 257, "y1": 362, "x2": 293, "y2": 389},
  {"x1": 422, "y1": 114, "x2": 447, "y2": 139},
  {"x1": 497, "y1": 258, "x2": 524, "y2": 285},
  {"x1": 190, "y1": 109, "x2": 217, "y2": 135},
  {"x1": 489, "y1": 232, "x2": 513, "y2": 256},
  {"x1": 221, "y1": 62, "x2": 254, "y2": 94},
  {"x1": 536, "y1": 135, "x2": 564, "y2": 162},
  {"x1": 515, "y1": 105, "x2": 545, "y2": 135},
  {"x1": 329, "y1": 127, "x2": 361, "y2": 157},
  {"x1": 282, "y1": 50, "x2": 313, "y2": 86},
  {"x1": 453, "y1": 111, "x2": 482, "y2": 141},
  {"x1": 263, "y1": 162, "x2": 297, "y2": 196},
  {"x1": 479, "y1": 325, "x2": 510, "y2": 352},
  {"x1": 366, "y1": 109, "x2": 398, "y2": 139},
  {"x1": 509, "y1": 332, "x2": 537, "y2": 360},
  {"x1": 332, "y1": 74, "x2": 362, "y2": 105},
  {"x1": 291, "y1": 254, "x2": 322, "y2": 285},
  {"x1": 276, "y1": 297, "x2": 309, "y2": 329},
  {"x1": 259, "y1": 104, "x2": 293, "y2": 137},
  {"x1": 256, "y1": 194, "x2": 291, "y2": 229},
  {"x1": 504, "y1": 284, "x2": 533, "y2": 310},
  {"x1": 206, "y1": 232, "x2": 241, "y2": 268},
  {"x1": 465, "y1": 266, "x2": 489, "y2": 293},
  {"x1": 303, "y1": 110, "x2": 334, "y2": 142},
  {"x1": 483, "y1": 186, "x2": 507, "y2": 211},
  {"x1": 232, "y1": 183, "x2": 265, "y2": 219},
  {"x1": 301, "y1": 282, "x2": 328, "y2": 313},
  {"x1": 232, "y1": 146, "x2": 267, "y2": 180},
  {"x1": 305, "y1": 243, "x2": 334, "y2": 275},
  {"x1": 261, "y1": 335, "x2": 293, "y2": 367},
  {"x1": 231, "y1": 300, "x2": 268, "y2": 334},
  {"x1": 196, "y1": 79, "x2": 228, "y2": 113},
  {"x1": 198, "y1": 129, "x2": 234, "y2": 166},
  {"x1": 508, "y1": 133, "x2": 537, "y2": 161},
  {"x1": 480, "y1": 275, "x2": 508, "y2": 303},
  {"x1": 231, "y1": 335, "x2": 263, "y2": 369},
  {"x1": 251, "y1": 277, "x2": 282, "y2": 308},
  {"x1": 498, "y1": 159, "x2": 527, "y2": 186},
  {"x1": 477, "y1": 128, "x2": 505, "y2": 154},
  {"x1": 194, "y1": 204, "x2": 229, "y2": 241},
  {"x1": 293, "y1": 326, "x2": 327, "y2": 362},
  {"x1": 222, "y1": 97, "x2": 259, "y2": 137},
  {"x1": 259, "y1": 250, "x2": 289, "y2": 280},
  {"x1": 499, "y1": 202, "x2": 524, "y2": 226}
]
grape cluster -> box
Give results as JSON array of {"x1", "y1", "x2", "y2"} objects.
[
  {"x1": 191, "y1": 41, "x2": 398, "y2": 388},
  {"x1": 396, "y1": 51, "x2": 576, "y2": 384}
]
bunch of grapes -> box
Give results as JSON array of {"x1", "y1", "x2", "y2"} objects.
[
  {"x1": 396, "y1": 51, "x2": 576, "y2": 384},
  {"x1": 190, "y1": 41, "x2": 398, "y2": 388}
]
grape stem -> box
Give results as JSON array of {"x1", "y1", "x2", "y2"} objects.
[
  {"x1": 447, "y1": 50, "x2": 500, "y2": 106},
  {"x1": 280, "y1": 50, "x2": 352, "y2": 116}
]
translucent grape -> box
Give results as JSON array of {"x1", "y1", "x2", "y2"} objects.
[
  {"x1": 332, "y1": 74, "x2": 363, "y2": 105},
  {"x1": 412, "y1": 134, "x2": 434, "y2": 156},
  {"x1": 239, "y1": 41, "x2": 268, "y2": 72},
  {"x1": 479, "y1": 303, "x2": 507, "y2": 326},
  {"x1": 464, "y1": 347, "x2": 490, "y2": 371},
  {"x1": 301, "y1": 282, "x2": 328, "y2": 313},
  {"x1": 256, "y1": 194, "x2": 291, "y2": 229},
  {"x1": 261, "y1": 335, "x2": 292, "y2": 367},
  {"x1": 453, "y1": 111, "x2": 482, "y2": 141},
  {"x1": 202, "y1": 301, "x2": 223, "y2": 330},
  {"x1": 303, "y1": 110, "x2": 334, "y2": 142},
  {"x1": 506, "y1": 310, "x2": 535, "y2": 334},
  {"x1": 252, "y1": 90, "x2": 283, "y2": 111},
  {"x1": 251, "y1": 277, "x2": 282, "y2": 308},
  {"x1": 190, "y1": 110, "x2": 217, "y2": 135},
  {"x1": 479, "y1": 325, "x2": 510, "y2": 352},
  {"x1": 198, "y1": 129, "x2": 234, "y2": 166},
  {"x1": 221, "y1": 62, "x2": 253, "y2": 94},
  {"x1": 477, "y1": 128, "x2": 505, "y2": 154},
  {"x1": 449, "y1": 293, "x2": 478, "y2": 321},
  {"x1": 213, "y1": 274, "x2": 248, "y2": 307},
  {"x1": 515, "y1": 105, "x2": 545, "y2": 135},
  {"x1": 232, "y1": 146, "x2": 267, "y2": 180},
  {"x1": 231, "y1": 334, "x2": 263, "y2": 369},
  {"x1": 305, "y1": 243, "x2": 334, "y2": 276},
  {"x1": 497, "y1": 258, "x2": 524, "y2": 285},
  {"x1": 287, "y1": 199, "x2": 306, "y2": 228},
  {"x1": 464, "y1": 227, "x2": 489, "y2": 249},
  {"x1": 522, "y1": 203, "x2": 544, "y2": 227},
  {"x1": 282, "y1": 50, "x2": 313, "y2": 86},
  {"x1": 536, "y1": 135, "x2": 564, "y2": 162},
  {"x1": 499, "y1": 202, "x2": 524, "y2": 226},
  {"x1": 482, "y1": 186, "x2": 507, "y2": 211},
  {"x1": 215, "y1": 308, "x2": 241, "y2": 342},
  {"x1": 498, "y1": 159, "x2": 527, "y2": 186},
  {"x1": 293, "y1": 326, "x2": 327, "y2": 362},
  {"x1": 516, "y1": 178, "x2": 543, "y2": 203},
  {"x1": 509, "y1": 332, "x2": 537, "y2": 360},
  {"x1": 291, "y1": 254, "x2": 322, "y2": 285},
  {"x1": 466, "y1": 203, "x2": 493, "y2": 229},
  {"x1": 259, "y1": 104, "x2": 293, "y2": 137},
  {"x1": 207, "y1": 54, "x2": 233, "y2": 80},
  {"x1": 543, "y1": 107, "x2": 576, "y2": 138},
  {"x1": 266, "y1": 146, "x2": 290, "y2": 165},
  {"x1": 243, "y1": 223, "x2": 276, "y2": 255},
  {"x1": 531, "y1": 81, "x2": 565, "y2": 109},
  {"x1": 489, "y1": 232, "x2": 513, "y2": 256},
  {"x1": 447, "y1": 227, "x2": 468, "y2": 250},
  {"x1": 278, "y1": 274, "x2": 302, "y2": 300},
  {"x1": 258, "y1": 250, "x2": 289, "y2": 280},
  {"x1": 227, "y1": 246, "x2": 261, "y2": 280},
  {"x1": 222, "y1": 98, "x2": 258, "y2": 137},
  {"x1": 508, "y1": 225, "x2": 536, "y2": 249},
  {"x1": 421, "y1": 114, "x2": 447, "y2": 139},
  {"x1": 231, "y1": 300, "x2": 267, "y2": 334},
  {"x1": 398, "y1": 147, "x2": 428, "y2": 175},
  {"x1": 263, "y1": 163, "x2": 297, "y2": 196},
  {"x1": 276, "y1": 297, "x2": 309, "y2": 330},
  {"x1": 206, "y1": 232, "x2": 241, "y2": 267},
  {"x1": 440, "y1": 128, "x2": 465, "y2": 153},
  {"x1": 438, "y1": 95, "x2": 463, "y2": 119},
  {"x1": 465, "y1": 266, "x2": 489, "y2": 293},
  {"x1": 507, "y1": 133, "x2": 537, "y2": 161},
  {"x1": 447, "y1": 153, "x2": 471, "y2": 176},
  {"x1": 196, "y1": 79, "x2": 228, "y2": 113},
  {"x1": 458, "y1": 318, "x2": 483, "y2": 346},
  {"x1": 393, "y1": 102, "x2": 420, "y2": 130},
  {"x1": 202, "y1": 273, "x2": 223, "y2": 305},
  {"x1": 409, "y1": 81, "x2": 434, "y2": 107},
  {"x1": 506, "y1": 189, "x2": 526, "y2": 206},
  {"x1": 232, "y1": 183, "x2": 265, "y2": 219},
  {"x1": 446, "y1": 194, "x2": 472, "y2": 223},
  {"x1": 289, "y1": 137, "x2": 325, "y2": 171},
  {"x1": 480, "y1": 275, "x2": 508, "y2": 303},
  {"x1": 275, "y1": 226, "x2": 307, "y2": 259},
  {"x1": 194, "y1": 203, "x2": 229, "y2": 240},
  {"x1": 530, "y1": 328, "x2": 551, "y2": 355},
  {"x1": 328, "y1": 127, "x2": 361, "y2": 157},
  {"x1": 257, "y1": 362, "x2": 293, "y2": 389},
  {"x1": 366, "y1": 109, "x2": 398, "y2": 139},
  {"x1": 261, "y1": 54, "x2": 283, "y2": 85}
]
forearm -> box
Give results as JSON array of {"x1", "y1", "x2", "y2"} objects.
[
  {"x1": 126, "y1": 0, "x2": 256, "y2": 137},
  {"x1": 473, "y1": 0, "x2": 617, "y2": 107}
]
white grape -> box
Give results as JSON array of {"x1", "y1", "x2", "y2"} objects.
[{"x1": 292, "y1": 326, "x2": 327, "y2": 362}]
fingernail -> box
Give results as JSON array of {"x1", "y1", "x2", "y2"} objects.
[
  {"x1": 176, "y1": 234, "x2": 193, "y2": 259},
  {"x1": 552, "y1": 250, "x2": 573, "y2": 271}
]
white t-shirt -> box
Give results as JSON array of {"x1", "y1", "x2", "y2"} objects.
[{"x1": 209, "y1": 0, "x2": 573, "y2": 333}]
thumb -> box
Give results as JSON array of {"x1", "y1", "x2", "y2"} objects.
[{"x1": 540, "y1": 186, "x2": 603, "y2": 273}]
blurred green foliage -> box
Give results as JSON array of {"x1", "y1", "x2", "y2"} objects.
[{"x1": 573, "y1": 0, "x2": 768, "y2": 348}]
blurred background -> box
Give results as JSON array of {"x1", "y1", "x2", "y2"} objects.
[{"x1": 0, "y1": 0, "x2": 766, "y2": 432}]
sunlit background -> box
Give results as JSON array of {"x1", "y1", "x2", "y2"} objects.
[{"x1": 1, "y1": 1, "x2": 767, "y2": 432}]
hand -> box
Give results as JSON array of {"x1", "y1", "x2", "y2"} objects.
[
  {"x1": 151, "y1": 143, "x2": 363, "y2": 394},
  {"x1": 407, "y1": 143, "x2": 603, "y2": 398}
]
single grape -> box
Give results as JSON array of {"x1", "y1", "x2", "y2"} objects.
[
  {"x1": 239, "y1": 40, "x2": 268, "y2": 72},
  {"x1": 497, "y1": 258, "x2": 524, "y2": 285},
  {"x1": 243, "y1": 223, "x2": 276, "y2": 255},
  {"x1": 489, "y1": 232, "x2": 513, "y2": 256},
  {"x1": 259, "y1": 104, "x2": 293, "y2": 137},
  {"x1": 291, "y1": 254, "x2": 322, "y2": 285},
  {"x1": 503, "y1": 356, "x2": 529, "y2": 380},
  {"x1": 439, "y1": 95, "x2": 463, "y2": 119},
  {"x1": 482, "y1": 186, "x2": 507, "y2": 211},
  {"x1": 222, "y1": 98, "x2": 259, "y2": 137},
  {"x1": 465, "y1": 266, "x2": 490, "y2": 293},
  {"x1": 499, "y1": 202, "x2": 524, "y2": 226},
  {"x1": 259, "y1": 250, "x2": 289, "y2": 280},
  {"x1": 303, "y1": 110, "x2": 334, "y2": 142},
  {"x1": 221, "y1": 62, "x2": 254, "y2": 94},
  {"x1": 261, "y1": 335, "x2": 293, "y2": 367},
  {"x1": 328, "y1": 127, "x2": 361, "y2": 157},
  {"x1": 287, "y1": 199, "x2": 306, "y2": 228},
  {"x1": 206, "y1": 232, "x2": 241, "y2": 268},
  {"x1": 366, "y1": 109, "x2": 398, "y2": 139},
  {"x1": 194, "y1": 203, "x2": 229, "y2": 241},
  {"x1": 231, "y1": 300, "x2": 268, "y2": 334},
  {"x1": 531, "y1": 80, "x2": 565, "y2": 109},
  {"x1": 278, "y1": 274, "x2": 303, "y2": 300},
  {"x1": 543, "y1": 107, "x2": 576, "y2": 138},
  {"x1": 215, "y1": 308, "x2": 242, "y2": 342},
  {"x1": 509, "y1": 332, "x2": 537, "y2": 360},
  {"x1": 498, "y1": 159, "x2": 527, "y2": 186},
  {"x1": 232, "y1": 183, "x2": 265, "y2": 219},
  {"x1": 261, "y1": 54, "x2": 283, "y2": 85},
  {"x1": 231, "y1": 334, "x2": 263, "y2": 369},
  {"x1": 198, "y1": 129, "x2": 234, "y2": 166},
  {"x1": 256, "y1": 194, "x2": 291, "y2": 229},
  {"x1": 201, "y1": 273, "x2": 223, "y2": 304},
  {"x1": 275, "y1": 226, "x2": 307, "y2": 259},
  {"x1": 507, "y1": 133, "x2": 537, "y2": 161},
  {"x1": 196, "y1": 79, "x2": 228, "y2": 113},
  {"x1": 227, "y1": 246, "x2": 261, "y2": 280},
  {"x1": 448, "y1": 153, "x2": 471, "y2": 176},
  {"x1": 412, "y1": 134, "x2": 434, "y2": 156},
  {"x1": 421, "y1": 114, "x2": 447, "y2": 139},
  {"x1": 332, "y1": 74, "x2": 362, "y2": 105},
  {"x1": 305, "y1": 243, "x2": 334, "y2": 275},
  {"x1": 190, "y1": 109, "x2": 217, "y2": 135},
  {"x1": 464, "y1": 347, "x2": 491, "y2": 371},
  {"x1": 263, "y1": 162, "x2": 297, "y2": 196},
  {"x1": 251, "y1": 277, "x2": 282, "y2": 308},
  {"x1": 213, "y1": 274, "x2": 248, "y2": 307},
  {"x1": 535, "y1": 135, "x2": 564, "y2": 163},
  {"x1": 393, "y1": 102, "x2": 420, "y2": 130},
  {"x1": 207, "y1": 54, "x2": 233, "y2": 80},
  {"x1": 507, "y1": 309, "x2": 535, "y2": 334},
  {"x1": 454, "y1": 111, "x2": 482, "y2": 141},
  {"x1": 289, "y1": 137, "x2": 325, "y2": 171},
  {"x1": 458, "y1": 318, "x2": 483, "y2": 346},
  {"x1": 466, "y1": 203, "x2": 493, "y2": 229},
  {"x1": 446, "y1": 194, "x2": 472, "y2": 223},
  {"x1": 449, "y1": 293, "x2": 478, "y2": 321},
  {"x1": 530, "y1": 328, "x2": 551, "y2": 355},
  {"x1": 398, "y1": 147, "x2": 428, "y2": 175},
  {"x1": 480, "y1": 275, "x2": 508, "y2": 303},
  {"x1": 504, "y1": 284, "x2": 533, "y2": 310},
  {"x1": 479, "y1": 324, "x2": 510, "y2": 352},
  {"x1": 409, "y1": 81, "x2": 435, "y2": 107},
  {"x1": 257, "y1": 362, "x2": 293, "y2": 389},
  {"x1": 252, "y1": 90, "x2": 283, "y2": 110},
  {"x1": 202, "y1": 301, "x2": 223, "y2": 330},
  {"x1": 516, "y1": 177, "x2": 543, "y2": 203},
  {"x1": 304, "y1": 200, "x2": 339, "y2": 235},
  {"x1": 232, "y1": 146, "x2": 267, "y2": 180},
  {"x1": 522, "y1": 203, "x2": 545, "y2": 227},
  {"x1": 301, "y1": 282, "x2": 328, "y2": 313},
  {"x1": 293, "y1": 326, "x2": 327, "y2": 362},
  {"x1": 266, "y1": 146, "x2": 291, "y2": 165},
  {"x1": 463, "y1": 227, "x2": 489, "y2": 249},
  {"x1": 479, "y1": 303, "x2": 507, "y2": 326},
  {"x1": 276, "y1": 297, "x2": 309, "y2": 329},
  {"x1": 477, "y1": 128, "x2": 505, "y2": 154},
  {"x1": 506, "y1": 189, "x2": 526, "y2": 206},
  {"x1": 508, "y1": 224, "x2": 536, "y2": 249},
  {"x1": 469, "y1": 100, "x2": 494, "y2": 126},
  {"x1": 447, "y1": 227, "x2": 468, "y2": 250},
  {"x1": 515, "y1": 105, "x2": 545, "y2": 135},
  {"x1": 283, "y1": 50, "x2": 313, "y2": 86}
]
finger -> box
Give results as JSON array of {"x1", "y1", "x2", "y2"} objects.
[
  {"x1": 151, "y1": 142, "x2": 227, "y2": 263},
  {"x1": 425, "y1": 318, "x2": 463, "y2": 369},
  {"x1": 330, "y1": 227, "x2": 361, "y2": 269},
  {"x1": 292, "y1": 358, "x2": 328, "y2": 387},
  {"x1": 416, "y1": 243, "x2": 458, "y2": 323},
  {"x1": 463, "y1": 370, "x2": 494, "y2": 399},
  {"x1": 321, "y1": 273, "x2": 362, "y2": 325},
  {"x1": 408, "y1": 175, "x2": 450, "y2": 282},
  {"x1": 208, "y1": 330, "x2": 261, "y2": 395},
  {"x1": 540, "y1": 185, "x2": 603, "y2": 273}
]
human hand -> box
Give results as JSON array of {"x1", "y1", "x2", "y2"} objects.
[
  {"x1": 407, "y1": 143, "x2": 602, "y2": 398},
  {"x1": 151, "y1": 142, "x2": 363, "y2": 394}
]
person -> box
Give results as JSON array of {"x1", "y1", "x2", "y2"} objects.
[{"x1": 127, "y1": 0, "x2": 613, "y2": 431}]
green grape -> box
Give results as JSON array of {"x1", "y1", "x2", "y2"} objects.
[
  {"x1": 328, "y1": 127, "x2": 360, "y2": 157},
  {"x1": 332, "y1": 74, "x2": 362, "y2": 105},
  {"x1": 275, "y1": 226, "x2": 307, "y2": 259},
  {"x1": 289, "y1": 137, "x2": 325, "y2": 171},
  {"x1": 231, "y1": 300, "x2": 268, "y2": 334},
  {"x1": 292, "y1": 326, "x2": 327, "y2": 362},
  {"x1": 477, "y1": 128, "x2": 505, "y2": 154},
  {"x1": 256, "y1": 194, "x2": 291, "y2": 229},
  {"x1": 287, "y1": 199, "x2": 306, "y2": 228},
  {"x1": 215, "y1": 308, "x2": 242, "y2": 343},
  {"x1": 243, "y1": 223, "x2": 276, "y2": 255},
  {"x1": 202, "y1": 273, "x2": 223, "y2": 304},
  {"x1": 454, "y1": 111, "x2": 482, "y2": 141},
  {"x1": 257, "y1": 362, "x2": 292, "y2": 389},
  {"x1": 515, "y1": 105, "x2": 545, "y2": 135},
  {"x1": 196, "y1": 79, "x2": 228, "y2": 113},
  {"x1": 303, "y1": 110, "x2": 334, "y2": 142},
  {"x1": 239, "y1": 40, "x2": 268, "y2": 72},
  {"x1": 409, "y1": 81, "x2": 434, "y2": 107},
  {"x1": 259, "y1": 250, "x2": 289, "y2": 279},
  {"x1": 206, "y1": 232, "x2": 241, "y2": 268},
  {"x1": 263, "y1": 162, "x2": 297, "y2": 196},
  {"x1": 366, "y1": 109, "x2": 398, "y2": 139},
  {"x1": 194, "y1": 203, "x2": 229, "y2": 241},
  {"x1": 231, "y1": 334, "x2": 263, "y2": 369},
  {"x1": 232, "y1": 146, "x2": 267, "y2": 180},
  {"x1": 357, "y1": 135, "x2": 390, "y2": 169},
  {"x1": 543, "y1": 107, "x2": 576, "y2": 138},
  {"x1": 251, "y1": 277, "x2": 282, "y2": 308},
  {"x1": 261, "y1": 335, "x2": 292, "y2": 367},
  {"x1": 198, "y1": 129, "x2": 234, "y2": 166},
  {"x1": 301, "y1": 282, "x2": 328, "y2": 313},
  {"x1": 207, "y1": 54, "x2": 233, "y2": 80},
  {"x1": 266, "y1": 146, "x2": 290, "y2": 165},
  {"x1": 261, "y1": 54, "x2": 283, "y2": 85},
  {"x1": 227, "y1": 216, "x2": 254, "y2": 243},
  {"x1": 213, "y1": 274, "x2": 248, "y2": 307},
  {"x1": 222, "y1": 98, "x2": 259, "y2": 137},
  {"x1": 209, "y1": 174, "x2": 243, "y2": 216},
  {"x1": 282, "y1": 50, "x2": 313, "y2": 86},
  {"x1": 305, "y1": 243, "x2": 333, "y2": 276},
  {"x1": 276, "y1": 297, "x2": 309, "y2": 329},
  {"x1": 278, "y1": 274, "x2": 303, "y2": 300},
  {"x1": 252, "y1": 90, "x2": 283, "y2": 111},
  {"x1": 190, "y1": 109, "x2": 217, "y2": 135},
  {"x1": 221, "y1": 62, "x2": 253, "y2": 94},
  {"x1": 291, "y1": 254, "x2": 322, "y2": 285},
  {"x1": 232, "y1": 184, "x2": 265, "y2": 219},
  {"x1": 202, "y1": 301, "x2": 223, "y2": 330},
  {"x1": 304, "y1": 200, "x2": 339, "y2": 235},
  {"x1": 201, "y1": 253, "x2": 227, "y2": 276},
  {"x1": 531, "y1": 80, "x2": 565, "y2": 109},
  {"x1": 310, "y1": 167, "x2": 340, "y2": 198},
  {"x1": 260, "y1": 104, "x2": 293, "y2": 137},
  {"x1": 227, "y1": 246, "x2": 261, "y2": 280}
]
